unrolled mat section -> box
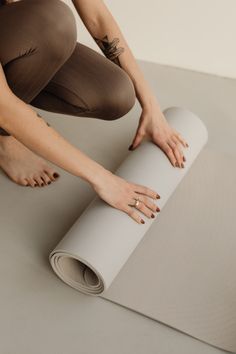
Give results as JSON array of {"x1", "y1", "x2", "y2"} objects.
[{"x1": 102, "y1": 146, "x2": 236, "y2": 353}]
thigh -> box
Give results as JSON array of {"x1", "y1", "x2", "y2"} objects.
[
  {"x1": 0, "y1": 0, "x2": 77, "y2": 135},
  {"x1": 0, "y1": 0, "x2": 77, "y2": 102},
  {"x1": 31, "y1": 42, "x2": 136, "y2": 120}
]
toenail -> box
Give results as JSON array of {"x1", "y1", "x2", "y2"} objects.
[
  {"x1": 48, "y1": 181, "x2": 51, "y2": 184},
  {"x1": 53, "y1": 173, "x2": 60, "y2": 178},
  {"x1": 41, "y1": 183, "x2": 44, "y2": 186}
]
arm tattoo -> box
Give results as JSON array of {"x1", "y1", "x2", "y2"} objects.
[
  {"x1": 25, "y1": 104, "x2": 51, "y2": 127},
  {"x1": 36, "y1": 112, "x2": 51, "y2": 127},
  {"x1": 93, "y1": 35, "x2": 125, "y2": 67}
]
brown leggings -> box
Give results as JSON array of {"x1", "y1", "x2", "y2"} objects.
[{"x1": 0, "y1": 0, "x2": 136, "y2": 136}]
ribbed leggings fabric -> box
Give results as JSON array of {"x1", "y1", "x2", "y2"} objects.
[{"x1": 0, "y1": 0, "x2": 136, "y2": 136}]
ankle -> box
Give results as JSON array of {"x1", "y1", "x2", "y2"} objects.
[{"x1": 0, "y1": 134, "x2": 13, "y2": 152}]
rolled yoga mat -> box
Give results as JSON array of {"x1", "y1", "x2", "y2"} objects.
[
  {"x1": 49, "y1": 106, "x2": 208, "y2": 295},
  {"x1": 49, "y1": 107, "x2": 236, "y2": 352}
]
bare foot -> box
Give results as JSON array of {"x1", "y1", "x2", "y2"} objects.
[{"x1": 0, "y1": 135, "x2": 60, "y2": 187}]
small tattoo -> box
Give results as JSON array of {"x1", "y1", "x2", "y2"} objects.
[
  {"x1": 93, "y1": 35, "x2": 125, "y2": 67},
  {"x1": 36, "y1": 112, "x2": 51, "y2": 127}
]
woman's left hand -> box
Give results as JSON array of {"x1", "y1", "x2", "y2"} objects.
[{"x1": 128, "y1": 97, "x2": 189, "y2": 168}]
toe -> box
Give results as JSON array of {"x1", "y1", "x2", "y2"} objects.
[
  {"x1": 41, "y1": 172, "x2": 52, "y2": 185},
  {"x1": 34, "y1": 175, "x2": 45, "y2": 187},
  {"x1": 44, "y1": 168, "x2": 60, "y2": 181},
  {"x1": 21, "y1": 178, "x2": 29, "y2": 186},
  {"x1": 28, "y1": 177, "x2": 38, "y2": 187}
]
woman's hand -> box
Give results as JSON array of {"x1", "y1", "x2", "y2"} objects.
[
  {"x1": 128, "y1": 96, "x2": 189, "y2": 168},
  {"x1": 92, "y1": 169, "x2": 161, "y2": 224}
]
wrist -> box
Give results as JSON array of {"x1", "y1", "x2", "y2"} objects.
[
  {"x1": 138, "y1": 91, "x2": 160, "y2": 112},
  {"x1": 87, "y1": 162, "x2": 112, "y2": 189}
]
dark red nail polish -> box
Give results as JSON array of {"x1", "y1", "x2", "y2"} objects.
[
  {"x1": 151, "y1": 213, "x2": 155, "y2": 218},
  {"x1": 156, "y1": 194, "x2": 160, "y2": 199},
  {"x1": 128, "y1": 144, "x2": 133, "y2": 151},
  {"x1": 53, "y1": 173, "x2": 60, "y2": 178},
  {"x1": 156, "y1": 207, "x2": 160, "y2": 212},
  {"x1": 48, "y1": 181, "x2": 51, "y2": 184},
  {"x1": 141, "y1": 219, "x2": 145, "y2": 224}
]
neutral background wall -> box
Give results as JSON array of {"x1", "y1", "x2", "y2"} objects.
[{"x1": 63, "y1": 0, "x2": 236, "y2": 79}]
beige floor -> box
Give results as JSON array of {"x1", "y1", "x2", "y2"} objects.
[{"x1": 0, "y1": 60, "x2": 234, "y2": 354}]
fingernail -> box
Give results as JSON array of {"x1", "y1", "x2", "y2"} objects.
[
  {"x1": 151, "y1": 213, "x2": 155, "y2": 218},
  {"x1": 156, "y1": 194, "x2": 160, "y2": 199},
  {"x1": 53, "y1": 173, "x2": 60, "y2": 178},
  {"x1": 156, "y1": 207, "x2": 160, "y2": 212},
  {"x1": 141, "y1": 219, "x2": 145, "y2": 224},
  {"x1": 128, "y1": 144, "x2": 133, "y2": 151}
]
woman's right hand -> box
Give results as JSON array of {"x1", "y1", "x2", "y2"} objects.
[{"x1": 92, "y1": 169, "x2": 161, "y2": 224}]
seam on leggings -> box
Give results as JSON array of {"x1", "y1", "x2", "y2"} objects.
[
  {"x1": 42, "y1": 89, "x2": 107, "y2": 120},
  {"x1": 2, "y1": 45, "x2": 39, "y2": 69},
  {"x1": 42, "y1": 89, "x2": 93, "y2": 115},
  {"x1": 46, "y1": 81, "x2": 91, "y2": 112},
  {"x1": 44, "y1": 83, "x2": 111, "y2": 116}
]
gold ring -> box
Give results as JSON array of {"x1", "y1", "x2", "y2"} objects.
[{"x1": 133, "y1": 197, "x2": 140, "y2": 208}]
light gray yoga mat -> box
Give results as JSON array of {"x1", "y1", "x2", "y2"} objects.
[{"x1": 49, "y1": 107, "x2": 236, "y2": 352}]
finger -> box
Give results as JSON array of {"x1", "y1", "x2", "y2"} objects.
[
  {"x1": 132, "y1": 184, "x2": 160, "y2": 200},
  {"x1": 168, "y1": 138, "x2": 183, "y2": 168},
  {"x1": 123, "y1": 205, "x2": 145, "y2": 224},
  {"x1": 161, "y1": 141, "x2": 178, "y2": 167},
  {"x1": 135, "y1": 200, "x2": 156, "y2": 219},
  {"x1": 172, "y1": 136, "x2": 185, "y2": 167},
  {"x1": 136, "y1": 195, "x2": 160, "y2": 213},
  {"x1": 166, "y1": 140, "x2": 180, "y2": 167},
  {"x1": 174, "y1": 131, "x2": 189, "y2": 148},
  {"x1": 131, "y1": 129, "x2": 145, "y2": 150},
  {"x1": 173, "y1": 145, "x2": 183, "y2": 168}
]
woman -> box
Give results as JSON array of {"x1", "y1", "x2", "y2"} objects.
[{"x1": 0, "y1": 0, "x2": 188, "y2": 224}]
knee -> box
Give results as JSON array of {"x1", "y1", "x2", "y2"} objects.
[
  {"x1": 104, "y1": 69, "x2": 136, "y2": 120},
  {"x1": 30, "y1": 0, "x2": 77, "y2": 61}
]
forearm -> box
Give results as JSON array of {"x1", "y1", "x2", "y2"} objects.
[
  {"x1": 0, "y1": 79, "x2": 107, "y2": 187},
  {"x1": 72, "y1": 0, "x2": 157, "y2": 110}
]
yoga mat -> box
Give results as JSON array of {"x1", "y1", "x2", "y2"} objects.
[{"x1": 49, "y1": 107, "x2": 236, "y2": 352}]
